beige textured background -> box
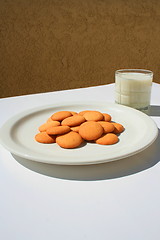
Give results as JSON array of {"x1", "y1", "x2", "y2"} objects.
[{"x1": 0, "y1": 0, "x2": 160, "y2": 98}]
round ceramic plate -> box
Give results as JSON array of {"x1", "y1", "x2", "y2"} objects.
[{"x1": 0, "y1": 101, "x2": 158, "y2": 165}]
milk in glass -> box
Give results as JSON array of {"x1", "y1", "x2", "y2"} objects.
[{"x1": 115, "y1": 70, "x2": 153, "y2": 110}]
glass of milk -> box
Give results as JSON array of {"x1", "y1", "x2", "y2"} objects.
[{"x1": 115, "y1": 69, "x2": 153, "y2": 112}]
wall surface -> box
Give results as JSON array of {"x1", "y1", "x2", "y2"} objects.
[{"x1": 0, "y1": 0, "x2": 160, "y2": 97}]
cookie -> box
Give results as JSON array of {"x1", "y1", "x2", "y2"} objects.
[
  {"x1": 111, "y1": 122, "x2": 124, "y2": 134},
  {"x1": 35, "y1": 109, "x2": 125, "y2": 148},
  {"x1": 103, "y1": 113, "x2": 112, "y2": 122},
  {"x1": 35, "y1": 132, "x2": 56, "y2": 143},
  {"x1": 95, "y1": 133, "x2": 119, "y2": 145},
  {"x1": 79, "y1": 110, "x2": 91, "y2": 116},
  {"x1": 51, "y1": 111, "x2": 72, "y2": 121},
  {"x1": 83, "y1": 111, "x2": 104, "y2": 121},
  {"x1": 46, "y1": 126, "x2": 70, "y2": 135},
  {"x1": 61, "y1": 115, "x2": 86, "y2": 127},
  {"x1": 70, "y1": 126, "x2": 80, "y2": 133},
  {"x1": 70, "y1": 111, "x2": 78, "y2": 115},
  {"x1": 98, "y1": 121, "x2": 115, "y2": 133},
  {"x1": 79, "y1": 121, "x2": 104, "y2": 141},
  {"x1": 56, "y1": 131, "x2": 83, "y2": 149},
  {"x1": 39, "y1": 121, "x2": 60, "y2": 132}
]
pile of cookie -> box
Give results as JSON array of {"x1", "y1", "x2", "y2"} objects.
[{"x1": 35, "y1": 110, "x2": 124, "y2": 149}]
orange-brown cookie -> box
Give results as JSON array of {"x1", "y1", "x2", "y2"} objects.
[
  {"x1": 39, "y1": 121, "x2": 60, "y2": 132},
  {"x1": 35, "y1": 132, "x2": 56, "y2": 143},
  {"x1": 79, "y1": 121, "x2": 104, "y2": 141},
  {"x1": 56, "y1": 131, "x2": 83, "y2": 149},
  {"x1": 83, "y1": 111, "x2": 104, "y2": 121},
  {"x1": 51, "y1": 111, "x2": 72, "y2": 121},
  {"x1": 111, "y1": 122, "x2": 124, "y2": 134},
  {"x1": 70, "y1": 126, "x2": 80, "y2": 133},
  {"x1": 79, "y1": 110, "x2": 92, "y2": 116},
  {"x1": 46, "y1": 126, "x2": 70, "y2": 135},
  {"x1": 103, "y1": 113, "x2": 112, "y2": 122},
  {"x1": 70, "y1": 111, "x2": 78, "y2": 115},
  {"x1": 98, "y1": 121, "x2": 115, "y2": 133},
  {"x1": 95, "y1": 133, "x2": 119, "y2": 145},
  {"x1": 61, "y1": 115, "x2": 86, "y2": 127}
]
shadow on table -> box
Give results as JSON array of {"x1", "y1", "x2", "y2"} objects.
[
  {"x1": 149, "y1": 105, "x2": 160, "y2": 116},
  {"x1": 12, "y1": 129, "x2": 160, "y2": 181}
]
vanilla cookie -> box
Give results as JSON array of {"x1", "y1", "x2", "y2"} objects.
[
  {"x1": 35, "y1": 132, "x2": 56, "y2": 143},
  {"x1": 70, "y1": 126, "x2": 80, "y2": 133},
  {"x1": 70, "y1": 111, "x2": 78, "y2": 115},
  {"x1": 98, "y1": 121, "x2": 115, "y2": 133},
  {"x1": 61, "y1": 115, "x2": 86, "y2": 127},
  {"x1": 56, "y1": 131, "x2": 83, "y2": 149},
  {"x1": 111, "y1": 122, "x2": 124, "y2": 134},
  {"x1": 79, "y1": 110, "x2": 91, "y2": 116},
  {"x1": 46, "y1": 126, "x2": 70, "y2": 135},
  {"x1": 83, "y1": 111, "x2": 104, "y2": 121},
  {"x1": 51, "y1": 111, "x2": 72, "y2": 121},
  {"x1": 39, "y1": 121, "x2": 60, "y2": 132},
  {"x1": 79, "y1": 121, "x2": 104, "y2": 141},
  {"x1": 103, "y1": 113, "x2": 112, "y2": 122},
  {"x1": 95, "y1": 133, "x2": 119, "y2": 145}
]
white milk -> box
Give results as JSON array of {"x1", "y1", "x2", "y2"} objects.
[{"x1": 115, "y1": 72, "x2": 153, "y2": 110}]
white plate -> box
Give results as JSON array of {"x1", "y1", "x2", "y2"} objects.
[{"x1": 0, "y1": 101, "x2": 158, "y2": 165}]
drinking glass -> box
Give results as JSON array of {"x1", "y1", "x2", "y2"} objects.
[{"x1": 115, "y1": 69, "x2": 153, "y2": 112}]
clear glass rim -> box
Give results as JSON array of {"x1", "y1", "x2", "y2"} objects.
[{"x1": 115, "y1": 69, "x2": 153, "y2": 76}]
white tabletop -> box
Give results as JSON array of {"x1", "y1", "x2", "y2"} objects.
[{"x1": 0, "y1": 83, "x2": 160, "y2": 240}]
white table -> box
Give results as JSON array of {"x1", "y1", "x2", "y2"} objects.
[{"x1": 0, "y1": 83, "x2": 160, "y2": 240}]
